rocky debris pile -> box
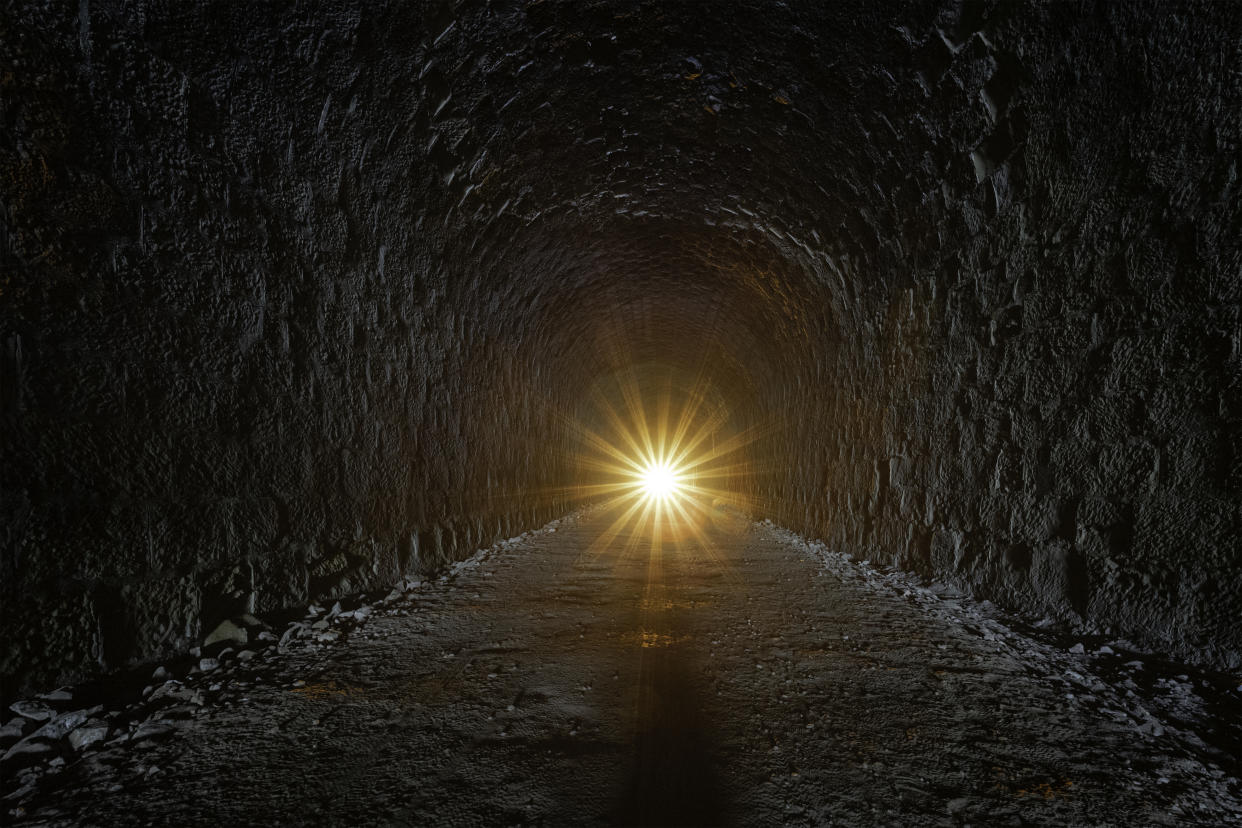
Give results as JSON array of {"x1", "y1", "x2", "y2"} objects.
[
  {"x1": 0, "y1": 596, "x2": 395, "y2": 815},
  {"x1": 273, "y1": 514, "x2": 578, "y2": 658},
  {"x1": 2, "y1": 611, "x2": 270, "y2": 810},
  {"x1": 763, "y1": 520, "x2": 1242, "y2": 819}
]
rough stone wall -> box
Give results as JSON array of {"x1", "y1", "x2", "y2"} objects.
[
  {"x1": 0, "y1": 1, "x2": 584, "y2": 699},
  {"x1": 761, "y1": 2, "x2": 1242, "y2": 670},
  {"x1": 3, "y1": 0, "x2": 1240, "y2": 697}
]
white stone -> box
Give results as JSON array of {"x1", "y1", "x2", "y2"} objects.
[
  {"x1": 132, "y1": 720, "x2": 176, "y2": 742},
  {"x1": 0, "y1": 718, "x2": 29, "y2": 749},
  {"x1": 67, "y1": 722, "x2": 109, "y2": 751},
  {"x1": 9, "y1": 699, "x2": 55, "y2": 722},
  {"x1": 280, "y1": 623, "x2": 304, "y2": 646},
  {"x1": 33, "y1": 709, "x2": 95, "y2": 741},
  {"x1": 37, "y1": 687, "x2": 74, "y2": 703},
  {"x1": 2, "y1": 737, "x2": 54, "y2": 765},
  {"x1": 204, "y1": 619, "x2": 249, "y2": 648}
]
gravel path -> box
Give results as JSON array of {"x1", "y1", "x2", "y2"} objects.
[{"x1": 5, "y1": 506, "x2": 1240, "y2": 826}]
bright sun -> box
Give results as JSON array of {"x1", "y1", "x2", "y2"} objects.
[
  {"x1": 639, "y1": 461, "x2": 682, "y2": 500},
  {"x1": 571, "y1": 367, "x2": 761, "y2": 549}
]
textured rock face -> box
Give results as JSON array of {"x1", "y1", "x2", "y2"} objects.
[{"x1": 2, "y1": 0, "x2": 1239, "y2": 697}]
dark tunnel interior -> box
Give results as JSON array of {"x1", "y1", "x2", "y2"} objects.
[{"x1": 2, "y1": 0, "x2": 1241, "y2": 823}]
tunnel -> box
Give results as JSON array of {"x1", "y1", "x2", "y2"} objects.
[{"x1": 2, "y1": 0, "x2": 1241, "y2": 824}]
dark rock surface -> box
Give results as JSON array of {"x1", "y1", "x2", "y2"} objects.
[
  {"x1": 2, "y1": 0, "x2": 1241, "y2": 700},
  {"x1": 3, "y1": 510, "x2": 1239, "y2": 825}
]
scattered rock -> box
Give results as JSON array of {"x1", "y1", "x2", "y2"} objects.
[
  {"x1": 0, "y1": 718, "x2": 31, "y2": 750},
  {"x1": 67, "y1": 721, "x2": 110, "y2": 751},
  {"x1": 204, "y1": 619, "x2": 249, "y2": 648},
  {"x1": 1069, "y1": 643, "x2": 1085, "y2": 654},
  {"x1": 152, "y1": 665, "x2": 170, "y2": 681},
  {"x1": 33, "y1": 709, "x2": 97, "y2": 741},
  {"x1": 198, "y1": 658, "x2": 220, "y2": 673},
  {"x1": 149, "y1": 682, "x2": 204, "y2": 707},
  {"x1": 1, "y1": 737, "x2": 55, "y2": 770},
  {"x1": 36, "y1": 687, "x2": 74, "y2": 704},
  {"x1": 9, "y1": 700, "x2": 55, "y2": 722},
  {"x1": 132, "y1": 721, "x2": 176, "y2": 742},
  {"x1": 160, "y1": 705, "x2": 198, "y2": 721},
  {"x1": 280, "y1": 620, "x2": 304, "y2": 645}
]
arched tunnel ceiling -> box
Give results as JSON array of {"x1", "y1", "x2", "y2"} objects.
[
  {"x1": 510, "y1": 223, "x2": 828, "y2": 389},
  {"x1": 2, "y1": 0, "x2": 1241, "y2": 697}
]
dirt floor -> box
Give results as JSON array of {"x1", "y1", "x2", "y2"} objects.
[{"x1": 4, "y1": 505, "x2": 1241, "y2": 826}]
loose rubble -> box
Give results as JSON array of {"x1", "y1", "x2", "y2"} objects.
[{"x1": 2, "y1": 514, "x2": 583, "y2": 821}]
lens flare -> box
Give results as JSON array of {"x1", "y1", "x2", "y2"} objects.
[
  {"x1": 639, "y1": 460, "x2": 682, "y2": 501},
  {"x1": 567, "y1": 363, "x2": 767, "y2": 556}
]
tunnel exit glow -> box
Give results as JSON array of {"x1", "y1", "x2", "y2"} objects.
[
  {"x1": 570, "y1": 367, "x2": 766, "y2": 558},
  {"x1": 638, "y1": 460, "x2": 683, "y2": 501}
]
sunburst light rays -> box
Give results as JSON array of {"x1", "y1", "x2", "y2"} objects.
[{"x1": 570, "y1": 365, "x2": 766, "y2": 557}]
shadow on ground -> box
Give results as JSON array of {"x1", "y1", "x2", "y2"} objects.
[{"x1": 612, "y1": 640, "x2": 730, "y2": 826}]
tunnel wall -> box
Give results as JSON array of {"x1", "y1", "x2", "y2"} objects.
[
  {"x1": 758, "y1": 3, "x2": 1242, "y2": 669},
  {"x1": 2, "y1": 0, "x2": 1241, "y2": 698},
  {"x1": 0, "y1": 1, "x2": 583, "y2": 698}
]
